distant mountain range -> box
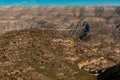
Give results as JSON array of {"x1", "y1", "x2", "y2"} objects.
[{"x1": 0, "y1": 6, "x2": 119, "y2": 36}]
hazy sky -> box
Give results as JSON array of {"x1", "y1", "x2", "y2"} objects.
[{"x1": 0, "y1": 0, "x2": 120, "y2": 6}]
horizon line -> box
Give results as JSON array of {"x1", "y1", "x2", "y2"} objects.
[{"x1": 0, "y1": 5, "x2": 120, "y2": 7}]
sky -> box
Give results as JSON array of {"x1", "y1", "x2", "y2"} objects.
[{"x1": 0, "y1": 0, "x2": 120, "y2": 6}]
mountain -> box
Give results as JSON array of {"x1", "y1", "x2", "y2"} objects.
[
  {"x1": 0, "y1": 6, "x2": 119, "y2": 80},
  {"x1": 0, "y1": 28, "x2": 119, "y2": 80},
  {"x1": 0, "y1": 6, "x2": 120, "y2": 37},
  {"x1": 0, "y1": 29, "x2": 96, "y2": 80}
]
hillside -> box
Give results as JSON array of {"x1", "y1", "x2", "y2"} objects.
[
  {"x1": 0, "y1": 6, "x2": 120, "y2": 80},
  {"x1": 0, "y1": 29, "x2": 96, "y2": 80},
  {"x1": 0, "y1": 28, "x2": 119, "y2": 80}
]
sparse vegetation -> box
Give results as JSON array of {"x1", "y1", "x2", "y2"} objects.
[
  {"x1": 0, "y1": 29, "x2": 96, "y2": 80},
  {"x1": 0, "y1": 6, "x2": 119, "y2": 80},
  {"x1": 0, "y1": 55, "x2": 9, "y2": 62},
  {"x1": 0, "y1": 28, "x2": 119, "y2": 80}
]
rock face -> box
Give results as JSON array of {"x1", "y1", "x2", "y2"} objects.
[{"x1": 0, "y1": 6, "x2": 120, "y2": 37}]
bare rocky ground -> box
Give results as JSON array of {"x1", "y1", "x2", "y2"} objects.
[{"x1": 0, "y1": 6, "x2": 120, "y2": 80}]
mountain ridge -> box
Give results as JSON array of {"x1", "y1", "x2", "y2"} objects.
[{"x1": 0, "y1": 6, "x2": 120, "y2": 37}]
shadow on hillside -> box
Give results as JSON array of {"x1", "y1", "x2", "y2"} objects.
[{"x1": 97, "y1": 64, "x2": 120, "y2": 80}]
